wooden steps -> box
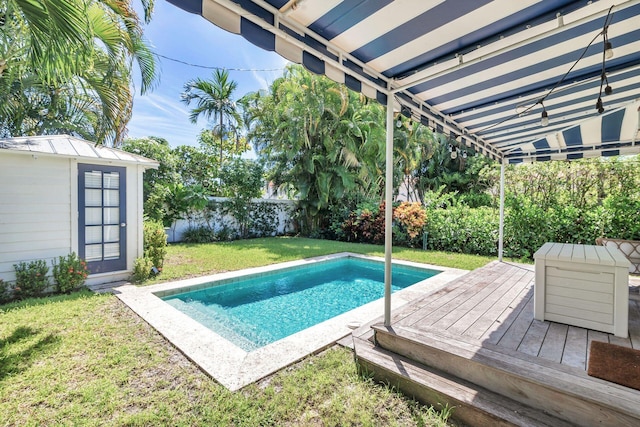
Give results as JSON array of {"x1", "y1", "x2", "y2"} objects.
[
  {"x1": 356, "y1": 323, "x2": 640, "y2": 427},
  {"x1": 355, "y1": 336, "x2": 573, "y2": 427}
]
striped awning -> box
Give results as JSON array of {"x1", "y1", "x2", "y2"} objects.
[{"x1": 167, "y1": 0, "x2": 640, "y2": 164}]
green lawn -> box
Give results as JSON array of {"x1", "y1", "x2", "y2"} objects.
[
  {"x1": 0, "y1": 238, "x2": 489, "y2": 426},
  {"x1": 156, "y1": 236, "x2": 495, "y2": 283}
]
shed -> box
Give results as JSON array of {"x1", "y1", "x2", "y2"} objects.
[{"x1": 0, "y1": 135, "x2": 159, "y2": 286}]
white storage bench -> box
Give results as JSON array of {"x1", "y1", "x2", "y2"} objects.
[{"x1": 534, "y1": 242, "x2": 630, "y2": 337}]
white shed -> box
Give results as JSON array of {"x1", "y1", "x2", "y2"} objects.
[{"x1": 0, "y1": 135, "x2": 159, "y2": 286}]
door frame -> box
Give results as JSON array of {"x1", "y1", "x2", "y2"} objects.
[{"x1": 78, "y1": 163, "x2": 127, "y2": 274}]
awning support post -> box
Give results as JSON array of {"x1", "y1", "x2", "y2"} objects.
[
  {"x1": 498, "y1": 160, "x2": 506, "y2": 262},
  {"x1": 384, "y1": 95, "x2": 394, "y2": 326}
]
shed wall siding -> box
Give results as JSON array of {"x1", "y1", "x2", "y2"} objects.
[{"x1": 0, "y1": 153, "x2": 72, "y2": 282}]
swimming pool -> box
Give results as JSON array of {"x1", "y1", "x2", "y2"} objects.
[
  {"x1": 117, "y1": 253, "x2": 465, "y2": 390},
  {"x1": 160, "y1": 257, "x2": 439, "y2": 351}
]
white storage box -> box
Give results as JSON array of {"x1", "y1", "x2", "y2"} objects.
[{"x1": 534, "y1": 242, "x2": 630, "y2": 337}]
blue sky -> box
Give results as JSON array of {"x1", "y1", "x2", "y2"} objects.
[{"x1": 126, "y1": 1, "x2": 289, "y2": 149}]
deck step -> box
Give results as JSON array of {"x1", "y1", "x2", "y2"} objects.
[
  {"x1": 354, "y1": 336, "x2": 572, "y2": 427},
  {"x1": 369, "y1": 323, "x2": 640, "y2": 427}
]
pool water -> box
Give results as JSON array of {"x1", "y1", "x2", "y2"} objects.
[{"x1": 161, "y1": 257, "x2": 439, "y2": 351}]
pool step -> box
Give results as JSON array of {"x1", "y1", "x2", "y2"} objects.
[{"x1": 165, "y1": 299, "x2": 264, "y2": 351}]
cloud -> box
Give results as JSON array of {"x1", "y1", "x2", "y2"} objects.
[
  {"x1": 128, "y1": 91, "x2": 201, "y2": 147},
  {"x1": 242, "y1": 51, "x2": 289, "y2": 90},
  {"x1": 139, "y1": 92, "x2": 188, "y2": 118}
]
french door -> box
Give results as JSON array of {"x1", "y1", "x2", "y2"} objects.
[{"x1": 78, "y1": 164, "x2": 127, "y2": 273}]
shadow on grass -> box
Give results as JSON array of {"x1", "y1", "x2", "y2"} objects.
[{"x1": 0, "y1": 326, "x2": 61, "y2": 380}]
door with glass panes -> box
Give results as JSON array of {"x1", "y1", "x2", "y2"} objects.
[{"x1": 78, "y1": 164, "x2": 126, "y2": 273}]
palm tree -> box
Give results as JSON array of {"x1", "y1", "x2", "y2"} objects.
[
  {"x1": 394, "y1": 116, "x2": 435, "y2": 202},
  {"x1": 181, "y1": 69, "x2": 243, "y2": 164},
  {"x1": 0, "y1": 0, "x2": 158, "y2": 145},
  {"x1": 244, "y1": 64, "x2": 384, "y2": 232}
]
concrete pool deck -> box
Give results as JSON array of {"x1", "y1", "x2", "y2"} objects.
[{"x1": 114, "y1": 252, "x2": 467, "y2": 391}]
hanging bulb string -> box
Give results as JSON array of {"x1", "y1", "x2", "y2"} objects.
[
  {"x1": 477, "y1": 6, "x2": 615, "y2": 134},
  {"x1": 597, "y1": 8, "x2": 616, "y2": 114}
]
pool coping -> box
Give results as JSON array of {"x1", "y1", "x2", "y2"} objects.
[{"x1": 113, "y1": 252, "x2": 468, "y2": 391}]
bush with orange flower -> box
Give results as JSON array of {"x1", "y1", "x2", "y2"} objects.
[
  {"x1": 52, "y1": 252, "x2": 89, "y2": 293},
  {"x1": 13, "y1": 259, "x2": 49, "y2": 298},
  {"x1": 393, "y1": 201, "x2": 427, "y2": 247}
]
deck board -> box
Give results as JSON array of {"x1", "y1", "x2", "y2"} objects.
[
  {"x1": 561, "y1": 326, "x2": 588, "y2": 369},
  {"x1": 495, "y1": 296, "x2": 534, "y2": 350},
  {"x1": 476, "y1": 285, "x2": 531, "y2": 343},
  {"x1": 396, "y1": 274, "x2": 496, "y2": 327},
  {"x1": 518, "y1": 319, "x2": 549, "y2": 357},
  {"x1": 462, "y1": 267, "x2": 531, "y2": 340},
  {"x1": 586, "y1": 329, "x2": 610, "y2": 365},
  {"x1": 538, "y1": 322, "x2": 568, "y2": 363},
  {"x1": 448, "y1": 267, "x2": 530, "y2": 336},
  {"x1": 431, "y1": 267, "x2": 516, "y2": 332},
  {"x1": 609, "y1": 334, "x2": 632, "y2": 348},
  {"x1": 400, "y1": 270, "x2": 502, "y2": 327}
]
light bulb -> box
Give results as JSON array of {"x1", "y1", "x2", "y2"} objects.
[
  {"x1": 540, "y1": 110, "x2": 549, "y2": 127},
  {"x1": 604, "y1": 41, "x2": 614, "y2": 59},
  {"x1": 396, "y1": 119, "x2": 402, "y2": 128},
  {"x1": 450, "y1": 149, "x2": 458, "y2": 160}
]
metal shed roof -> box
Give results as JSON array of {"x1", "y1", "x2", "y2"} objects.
[
  {"x1": 167, "y1": 0, "x2": 640, "y2": 163},
  {"x1": 0, "y1": 135, "x2": 159, "y2": 168}
]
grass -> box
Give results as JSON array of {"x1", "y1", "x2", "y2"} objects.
[
  {"x1": 1, "y1": 291, "x2": 458, "y2": 426},
  {"x1": 1, "y1": 237, "x2": 492, "y2": 426},
  {"x1": 155, "y1": 236, "x2": 496, "y2": 283}
]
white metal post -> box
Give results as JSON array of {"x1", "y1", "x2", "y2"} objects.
[
  {"x1": 498, "y1": 160, "x2": 506, "y2": 262},
  {"x1": 384, "y1": 96, "x2": 394, "y2": 326}
]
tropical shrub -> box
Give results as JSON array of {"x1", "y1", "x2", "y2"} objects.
[
  {"x1": 132, "y1": 257, "x2": 154, "y2": 283},
  {"x1": 163, "y1": 183, "x2": 209, "y2": 229},
  {"x1": 182, "y1": 225, "x2": 217, "y2": 243},
  {"x1": 502, "y1": 196, "x2": 552, "y2": 259},
  {"x1": 52, "y1": 253, "x2": 89, "y2": 293},
  {"x1": 215, "y1": 225, "x2": 236, "y2": 241},
  {"x1": 601, "y1": 194, "x2": 640, "y2": 240},
  {"x1": 0, "y1": 279, "x2": 12, "y2": 304},
  {"x1": 13, "y1": 260, "x2": 49, "y2": 298},
  {"x1": 341, "y1": 203, "x2": 385, "y2": 245},
  {"x1": 456, "y1": 191, "x2": 494, "y2": 208},
  {"x1": 425, "y1": 205, "x2": 498, "y2": 256},
  {"x1": 219, "y1": 159, "x2": 264, "y2": 238},
  {"x1": 144, "y1": 220, "x2": 167, "y2": 270},
  {"x1": 393, "y1": 202, "x2": 427, "y2": 248},
  {"x1": 248, "y1": 202, "x2": 279, "y2": 237}
]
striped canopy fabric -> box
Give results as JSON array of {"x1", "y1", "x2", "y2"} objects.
[{"x1": 167, "y1": 0, "x2": 640, "y2": 164}]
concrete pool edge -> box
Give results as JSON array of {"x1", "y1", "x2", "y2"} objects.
[{"x1": 113, "y1": 253, "x2": 468, "y2": 391}]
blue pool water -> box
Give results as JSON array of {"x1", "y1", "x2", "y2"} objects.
[{"x1": 161, "y1": 257, "x2": 439, "y2": 351}]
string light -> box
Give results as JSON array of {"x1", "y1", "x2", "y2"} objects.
[
  {"x1": 493, "y1": 6, "x2": 616, "y2": 131},
  {"x1": 597, "y1": 12, "x2": 615, "y2": 114},
  {"x1": 540, "y1": 104, "x2": 549, "y2": 127},
  {"x1": 604, "y1": 41, "x2": 614, "y2": 59}
]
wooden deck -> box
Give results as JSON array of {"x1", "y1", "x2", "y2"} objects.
[
  {"x1": 353, "y1": 261, "x2": 640, "y2": 426},
  {"x1": 390, "y1": 261, "x2": 640, "y2": 370}
]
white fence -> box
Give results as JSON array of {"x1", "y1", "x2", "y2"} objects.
[{"x1": 166, "y1": 197, "x2": 296, "y2": 243}]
